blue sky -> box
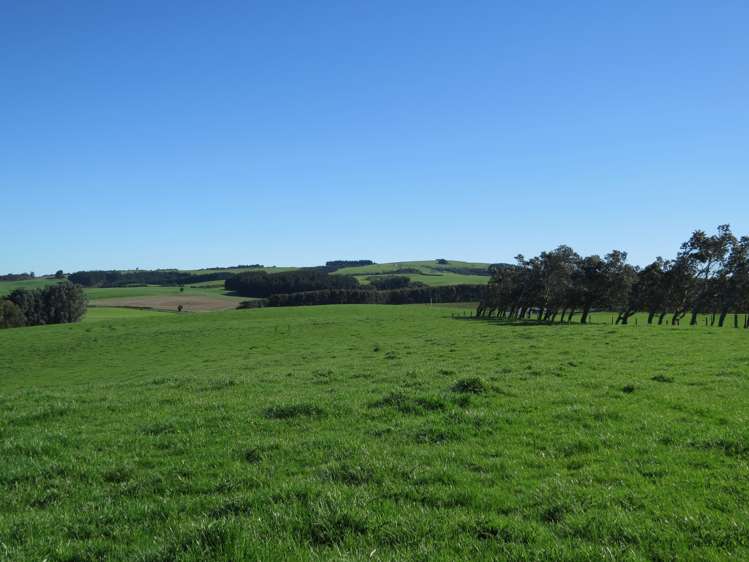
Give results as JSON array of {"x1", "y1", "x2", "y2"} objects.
[{"x1": 2, "y1": 1, "x2": 747, "y2": 273}]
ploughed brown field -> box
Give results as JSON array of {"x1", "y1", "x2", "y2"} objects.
[{"x1": 91, "y1": 295, "x2": 240, "y2": 312}]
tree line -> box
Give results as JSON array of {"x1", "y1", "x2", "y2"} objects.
[
  {"x1": 0, "y1": 272, "x2": 36, "y2": 281},
  {"x1": 0, "y1": 283, "x2": 87, "y2": 329},
  {"x1": 68, "y1": 269, "x2": 232, "y2": 287},
  {"x1": 226, "y1": 269, "x2": 360, "y2": 297},
  {"x1": 322, "y1": 260, "x2": 374, "y2": 272},
  {"x1": 239, "y1": 284, "x2": 487, "y2": 308},
  {"x1": 477, "y1": 225, "x2": 749, "y2": 327}
]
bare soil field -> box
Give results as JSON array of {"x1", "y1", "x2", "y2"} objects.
[{"x1": 90, "y1": 295, "x2": 240, "y2": 312}]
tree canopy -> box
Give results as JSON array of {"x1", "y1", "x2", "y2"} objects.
[{"x1": 477, "y1": 225, "x2": 749, "y2": 327}]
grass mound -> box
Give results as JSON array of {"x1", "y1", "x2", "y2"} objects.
[{"x1": 451, "y1": 376, "x2": 487, "y2": 394}]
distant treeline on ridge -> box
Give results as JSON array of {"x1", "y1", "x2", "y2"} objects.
[
  {"x1": 226, "y1": 269, "x2": 360, "y2": 298},
  {"x1": 68, "y1": 269, "x2": 232, "y2": 287},
  {"x1": 240, "y1": 284, "x2": 486, "y2": 308}
]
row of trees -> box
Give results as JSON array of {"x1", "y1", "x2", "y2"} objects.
[
  {"x1": 226, "y1": 269, "x2": 360, "y2": 298},
  {"x1": 0, "y1": 283, "x2": 87, "y2": 329},
  {"x1": 0, "y1": 272, "x2": 35, "y2": 281},
  {"x1": 68, "y1": 269, "x2": 231, "y2": 288},
  {"x1": 239, "y1": 284, "x2": 487, "y2": 308},
  {"x1": 477, "y1": 225, "x2": 749, "y2": 327},
  {"x1": 322, "y1": 260, "x2": 374, "y2": 272}
]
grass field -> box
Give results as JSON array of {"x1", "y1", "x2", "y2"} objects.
[
  {"x1": 335, "y1": 260, "x2": 491, "y2": 286},
  {"x1": 0, "y1": 281, "x2": 246, "y2": 312},
  {"x1": 0, "y1": 278, "x2": 64, "y2": 294},
  {"x1": 1, "y1": 305, "x2": 747, "y2": 560}
]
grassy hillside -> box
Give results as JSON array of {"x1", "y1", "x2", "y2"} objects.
[
  {"x1": 335, "y1": 260, "x2": 491, "y2": 286},
  {"x1": 0, "y1": 261, "x2": 491, "y2": 307},
  {"x1": 1, "y1": 305, "x2": 747, "y2": 560},
  {"x1": 85, "y1": 285, "x2": 242, "y2": 303},
  {"x1": 1, "y1": 280, "x2": 246, "y2": 310},
  {"x1": 0, "y1": 278, "x2": 64, "y2": 294}
]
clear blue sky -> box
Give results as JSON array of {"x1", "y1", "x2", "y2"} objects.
[{"x1": 2, "y1": 1, "x2": 747, "y2": 273}]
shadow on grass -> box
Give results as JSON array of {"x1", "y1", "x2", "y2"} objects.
[{"x1": 451, "y1": 316, "x2": 593, "y2": 327}]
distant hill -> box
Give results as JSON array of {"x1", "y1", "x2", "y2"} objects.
[
  {"x1": 333, "y1": 260, "x2": 492, "y2": 287},
  {"x1": 0, "y1": 260, "x2": 495, "y2": 301}
]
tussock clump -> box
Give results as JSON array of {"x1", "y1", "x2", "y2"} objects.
[
  {"x1": 209, "y1": 497, "x2": 253, "y2": 518},
  {"x1": 452, "y1": 395, "x2": 472, "y2": 408},
  {"x1": 198, "y1": 377, "x2": 238, "y2": 391},
  {"x1": 369, "y1": 392, "x2": 446, "y2": 414},
  {"x1": 451, "y1": 377, "x2": 487, "y2": 394},
  {"x1": 694, "y1": 436, "x2": 749, "y2": 458},
  {"x1": 103, "y1": 465, "x2": 134, "y2": 484},
  {"x1": 263, "y1": 403, "x2": 325, "y2": 420},
  {"x1": 140, "y1": 421, "x2": 177, "y2": 435},
  {"x1": 242, "y1": 447, "x2": 263, "y2": 464},
  {"x1": 622, "y1": 385, "x2": 636, "y2": 394},
  {"x1": 651, "y1": 374, "x2": 674, "y2": 383},
  {"x1": 303, "y1": 493, "x2": 369, "y2": 545},
  {"x1": 321, "y1": 462, "x2": 378, "y2": 486},
  {"x1": 467, "y1": 516, "x2": 536, "y2": 544}
]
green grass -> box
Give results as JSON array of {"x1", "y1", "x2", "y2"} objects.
[
  {"x1": 0, "y1": 279, "x2": 243, "y2": 304},
  {"x1": 84, "y1": 285, "x2": 245, "y2": 303},
  {"x1": 335, "y1": 260, "x2": 491, "y2": 286},
  {"x1": 0, "y1": 278, "x2": 64, "y2": 295},
  {"x1": 1, "y1": 305, "x2": 748, "y2": 560},
  {"x1": 83, "y1": 307, "x2": 167, "y2": 322}
]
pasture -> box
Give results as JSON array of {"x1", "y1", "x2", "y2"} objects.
[
  {"x1": 1, "y1": 305, "x2": 747, "y2": 560},
  {"x1": 334, "y1": 260, "x2": 491, "y2": 286},
  {"x1": 1, "y1": 281, "x2": 246, "y2": 314}
]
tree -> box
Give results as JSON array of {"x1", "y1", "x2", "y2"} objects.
[
  {"x1": 680, "y1": 225, "x2": 734, "y2": 325},
  {"x1": 0, "y1": 300, "x2": 26, "y2": 329},
  {"x1": 55, "y1": 270, "x2": 65, "y2": 279},
  {"x1": 6, "y1": 283, "x2": 86, "y2": 327}
]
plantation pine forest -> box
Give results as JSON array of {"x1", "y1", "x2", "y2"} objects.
[{"x1": 1, "y1": 225, "x2": 748, "y2": 561}]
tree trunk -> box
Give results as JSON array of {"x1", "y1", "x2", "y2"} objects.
[
  {"x1": 580, "y1": 305, "x2": 591, "y2": 324},
  {"x1": 647, "y1": 311, "x2": 656, "y2": 324},
  {"x1": 718, "y1": 310, "x2": 728, "y2": 327},
  {"x1": 621, "y1": 310, "x2": 635, "y2": 325},
  {"x1": 690, "y1": 309, "x2": 699, "y2": 326}
]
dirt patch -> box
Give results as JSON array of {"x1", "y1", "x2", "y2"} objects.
[{"x1": 91, "y1": 296, "x2": 239, "y2": 312}]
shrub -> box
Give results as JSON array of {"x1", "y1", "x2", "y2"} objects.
[{"x1": 451, "y1": 377, "x2": 487, "y2": 394}]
